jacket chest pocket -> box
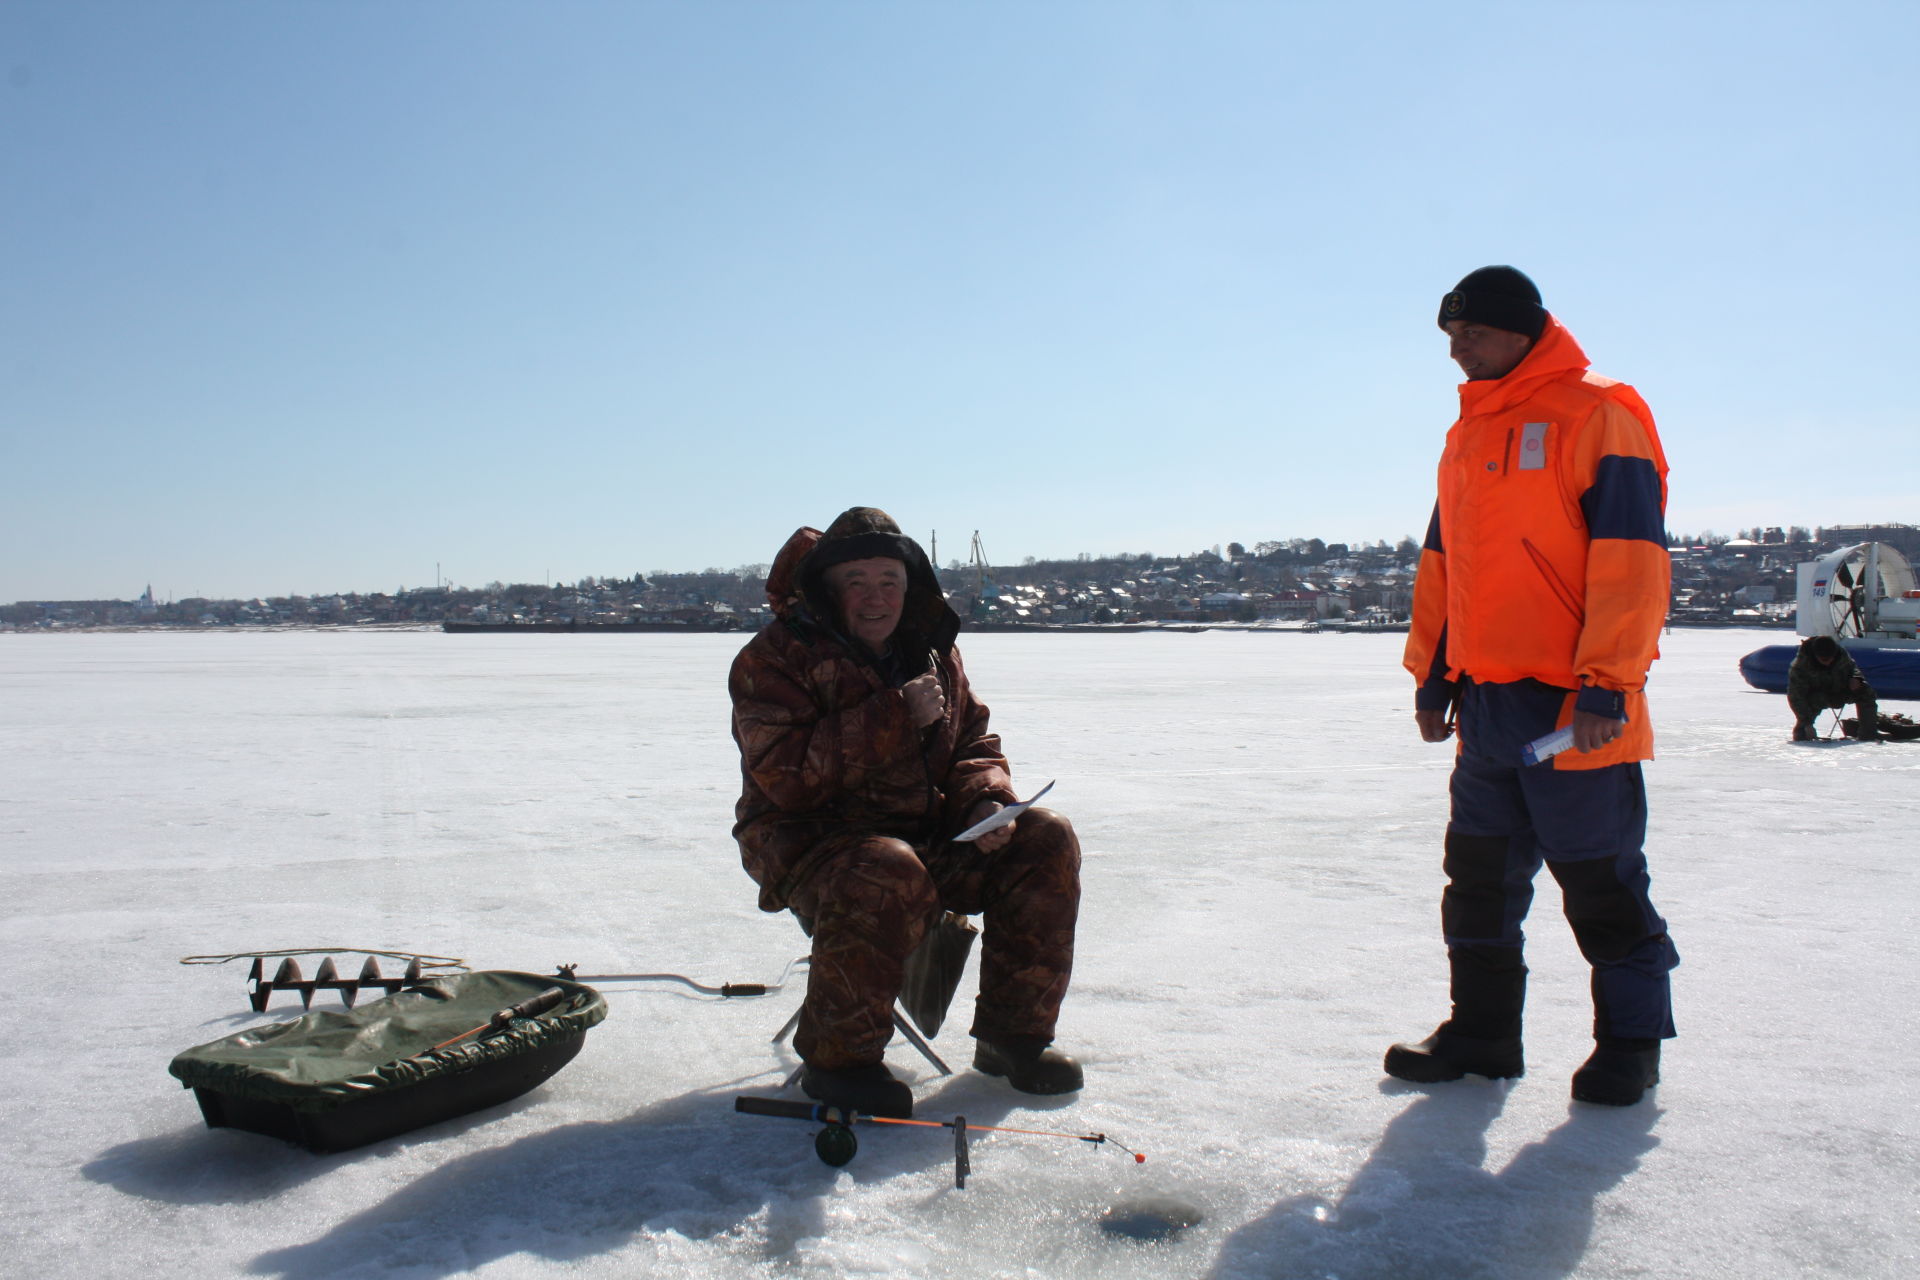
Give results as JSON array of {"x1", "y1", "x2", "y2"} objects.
[
  {"x1": 1453, "y1": 422, "x2": 1549, "y2": 489},
  {"x1": 1519, "y1": 420, "x2": 1584, "y2": 528},
  {"x1": 1497, "y1": 420, "x2": 1585, "y2": 530},
  {"x1": 1516, "y1": 421, "x2": 1550, "y2": 471},
  {"x1": 1452, "y1": 420, "x2": 1551, "y2": 479}
]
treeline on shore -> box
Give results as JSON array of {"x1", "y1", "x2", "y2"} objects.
[{"x1": 9, "y1": 525, "x2": 1915, "y2": 632}]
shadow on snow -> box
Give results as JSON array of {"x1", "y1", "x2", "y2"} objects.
[
  {"x1": 1209, "y1": 1082, "x2": 1660, "y2": 1280},
  {"x1": 85, "y1": 1067, "x2": 1035, "y2": 1277}
]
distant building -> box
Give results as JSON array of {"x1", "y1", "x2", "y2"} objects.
[{"x1": 1824, "y1": 523, "x2": 1920, "y2": 561}]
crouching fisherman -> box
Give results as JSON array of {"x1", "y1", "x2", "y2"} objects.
[
  {"x1": 1788, "y1": 636, "x2": 1879, "y2": 742},
  {"x1": 729, "y1": 506, "x2": 1083, "y2": 1118}
]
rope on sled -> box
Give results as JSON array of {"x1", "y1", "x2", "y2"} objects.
[{"x1": 180, "y1": 947, "x2": 468, "y2": 970}]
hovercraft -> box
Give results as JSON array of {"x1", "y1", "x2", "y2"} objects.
[{"x1": 1737, "y1": 542, "x2": 1920, "y2": 701}]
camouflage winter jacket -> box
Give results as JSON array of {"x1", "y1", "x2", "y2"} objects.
[
  {"x1": 1787, "y1": 639, "x2": 1864, "y2": 706},
  {"x1": 730, "y1": 523, "x2": 1017, "y2": 912}
]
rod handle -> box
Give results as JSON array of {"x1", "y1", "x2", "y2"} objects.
[
  {"x1": 734, "y1": 1095, "x2": 846, "y2": 1123},
  {"x1": 491, "y1": 986, "x2": 567, "y2": 1029}
]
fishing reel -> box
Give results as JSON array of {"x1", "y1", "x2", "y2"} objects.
[
  {"x1": 813, "y1": 1115, "x2": 859, "y2": 1167},
  {"x1": 737, "y1": 1097, "x2": 863, "y2": 1166}
]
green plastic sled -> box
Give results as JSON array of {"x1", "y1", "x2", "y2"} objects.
[{"x1": 169, "y1": 969, "x2": 606, "y2": 1153}]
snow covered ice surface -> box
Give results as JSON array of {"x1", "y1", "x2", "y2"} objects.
[{"x1": 2, "y1": 627, "x2": 1915, "y2": 1280}]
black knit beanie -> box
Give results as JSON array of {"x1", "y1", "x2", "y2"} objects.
[{"x1": 1437, "y1": 265, "x2": 1547, "y2": 340}]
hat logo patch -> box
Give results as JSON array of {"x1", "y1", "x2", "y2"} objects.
[{"x1": 1441, "y1": 291, "x2": 1465, "y2": 317}]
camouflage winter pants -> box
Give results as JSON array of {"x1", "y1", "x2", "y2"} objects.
[
  {"x1": 1789, "y1": 683, "x2": 1877, "y2": 731},
  {"x1": 785, "y1": 807, "x2": 1081, "y2": 1070}
]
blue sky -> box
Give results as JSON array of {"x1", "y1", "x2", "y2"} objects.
[{"x1": 4, "y1": 1, "x2": 1915, "y2": 602}]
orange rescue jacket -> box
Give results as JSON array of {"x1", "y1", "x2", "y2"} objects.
[{"x1": 1403, "y1": 317, "x2": 1670, "y2": 768}]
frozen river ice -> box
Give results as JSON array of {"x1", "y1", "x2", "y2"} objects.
[{"x1": 1, "y1": 626, "x2": 1915, "y2": 1278}]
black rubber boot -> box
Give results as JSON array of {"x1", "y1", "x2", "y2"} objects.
[
  {"x1": 1447, "y1": 945, "x2": 1528, "y2": 1041},
  {"x1": 1791, "y1": 721, "x2": 1814, "y2": 742},
  {"x1": 1571, "y1": 1038, "x2": 1660, "y2": 1106},
  {"x1": 1386, "y1": 944, "x2": 1527, "y2": 1082},
  {"x1": 974, "y1": 1036, "x2": 1084, "y2": 1095},
  {"x1": 1384, "y1": 1026, "x2": 1525, "y2": 1082},
  {"x1": 800, "y1": 1062, "x2": 913, "y2": 1118}
]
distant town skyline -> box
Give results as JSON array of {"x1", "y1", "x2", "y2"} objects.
[
  {"x1": 6, "y1": 4, "x2": 1916, "y2": 603},
  {"x1": 10, "y1": 519, "x2": 1912, "y2": 613}
]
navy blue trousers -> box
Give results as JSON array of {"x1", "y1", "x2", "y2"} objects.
[{"x1": 1443, "y1": 680, "x2": 1678, "y2": 1041}]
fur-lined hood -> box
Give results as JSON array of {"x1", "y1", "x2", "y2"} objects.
[{"x1": 762, "y1": 506, "x2": 960, "y2": 659}]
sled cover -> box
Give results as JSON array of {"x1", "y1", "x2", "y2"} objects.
[{"x1": 170, "y1": 969, "x2": 606, "y2": 1110}]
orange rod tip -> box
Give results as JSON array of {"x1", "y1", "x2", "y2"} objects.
[{"x1": 1134, "y1": 1154, "x2": 1146, "y2": 1163}]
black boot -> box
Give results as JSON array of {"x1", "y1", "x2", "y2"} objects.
[
  {"x1": 1571, "y1": 1038, "x2": 1660, "y2": 1106},
  {"x1": 1385, "y1": 946, "x2": 1526, "y2": 1082},
  {"x1": 1384, "y1": 1025, "x2": 1524, "y2": 1082},
  {"x1": 1447, "y1": 945, "x2": 1527, "y2": 1041},
  {"x1": 1791, "y1": 721, "x2": 1814, "y2": 742},
  {"x1": 974, "y1": 1036, "x2": 1083, "y2": 1095},
  {"x1": 800, "y1": 1062, "x2": 913, "y2": 1118}
]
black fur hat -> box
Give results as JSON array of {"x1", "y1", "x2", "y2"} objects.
[
  {"x1": 805, "y1": 507, "x2": 923, "y2": 576},
  {"x1": 798, "y1": 507, "x2": 959, "y2": 658}
]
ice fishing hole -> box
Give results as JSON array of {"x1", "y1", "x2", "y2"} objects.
[{"x1": 1099, "y1": 1197, "x2": 1204, "y2": 1242}]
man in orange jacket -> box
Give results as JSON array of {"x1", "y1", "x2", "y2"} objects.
[{"x1": 1390, "y1": 266, "x2": 1678, "y2": 1106}]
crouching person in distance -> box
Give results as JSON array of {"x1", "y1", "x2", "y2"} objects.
[
  {"x1": 1787, "y1": 635, "x2": 1880, "y2": 742},
  {"x1": 729, "y1": 506, "x2": 1082, "y2": 1119},
  {"x1": 1394, "y1": 266, "x2": 1679, "y2": 1107}
]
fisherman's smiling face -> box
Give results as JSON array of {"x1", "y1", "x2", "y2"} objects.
[
  {"x1": 825, "y1": 556, "x2": 908, "y2": 654},
  {"x1": 1444, "y1": 319, "x2": 1533, "y2": 382}
]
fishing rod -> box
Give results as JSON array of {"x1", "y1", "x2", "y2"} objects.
[
  {"x1": 425, "y1": 986, "x2": 570, "y2": 1053},
  {"x1": 733, "y1": 1095, "x2": 1144, "y2": 1188}
]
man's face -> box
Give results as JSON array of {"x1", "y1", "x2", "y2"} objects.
[
  {"x1": 825, "y1": 556, "x2": 908, "y2": 653},
  {"x1": 1444, "y1": 319, "x2": 1533, "y2": 382}
]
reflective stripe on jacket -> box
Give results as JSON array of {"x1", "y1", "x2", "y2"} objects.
[{"x1": 1403, "y1": 317, "x2": 1670, "y2": 769}]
